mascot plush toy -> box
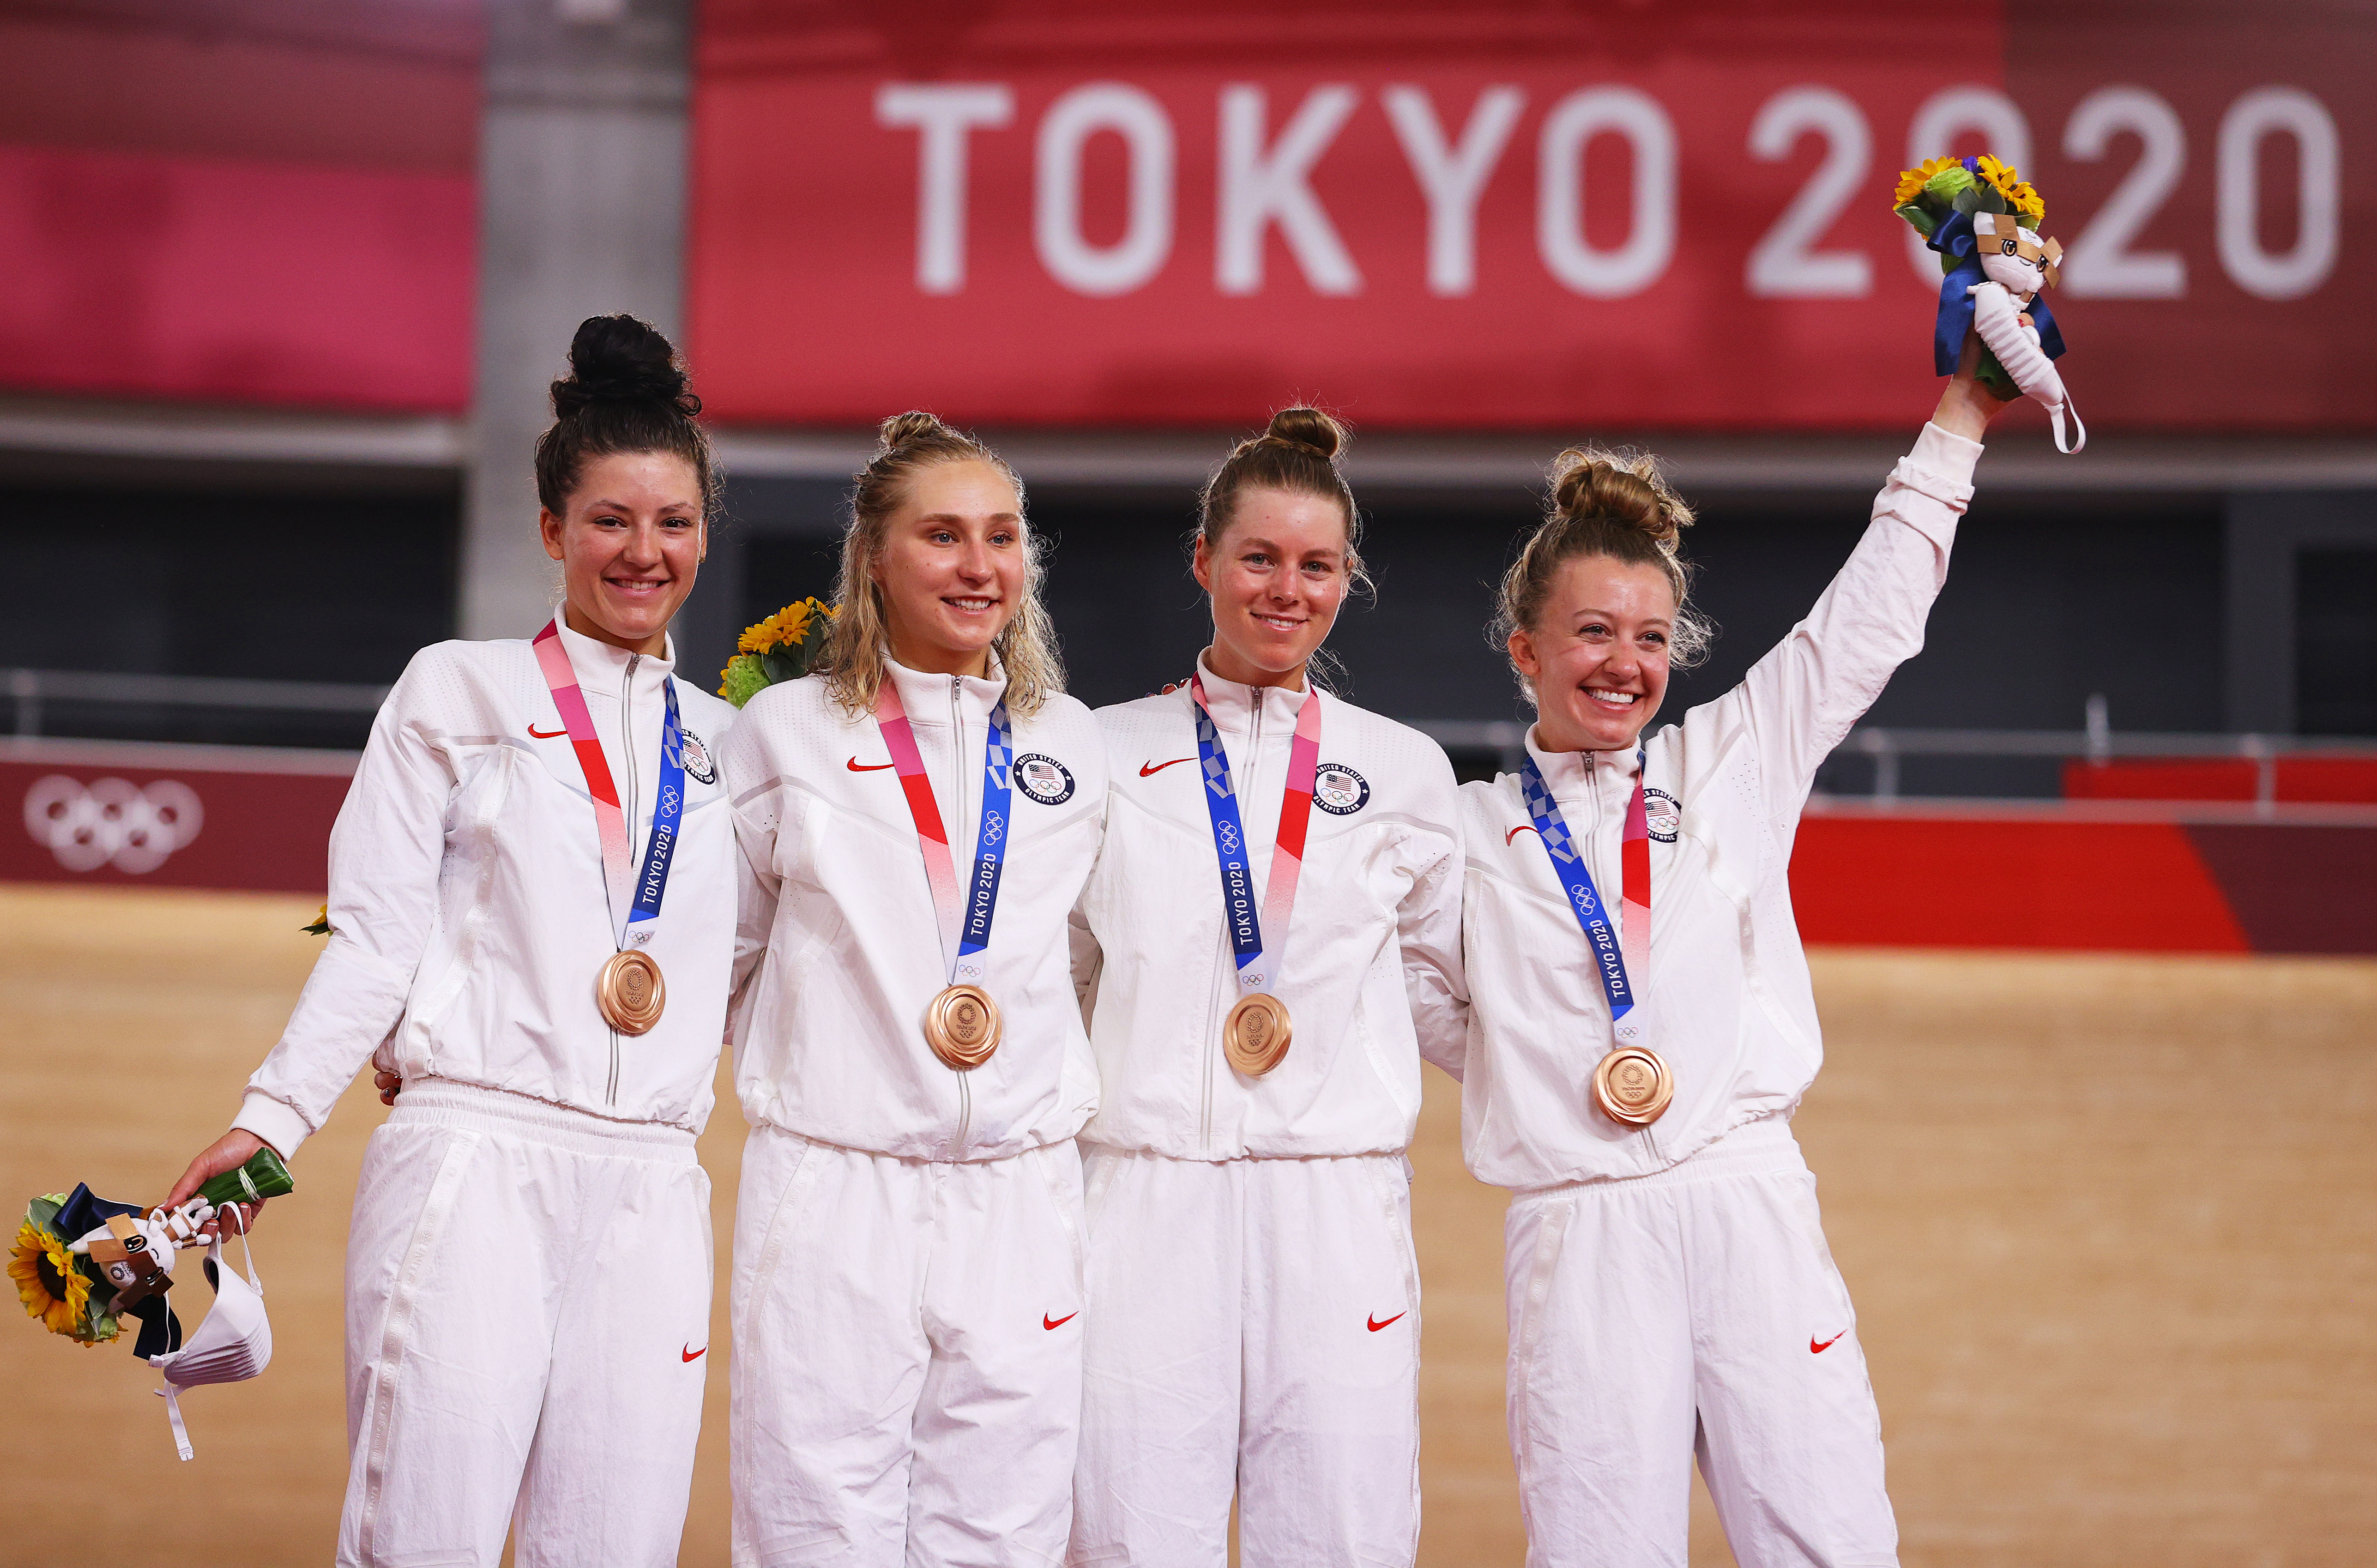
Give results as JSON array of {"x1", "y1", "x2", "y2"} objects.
[{"x1": 1895, "y1": 154, "x2": 2084, "y2": 453}]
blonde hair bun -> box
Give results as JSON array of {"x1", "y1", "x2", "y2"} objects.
[
  {"x1": 1264, "y1": 406, "x2": 1346, "y2": 462},
  {"x1": 1548, "y1": 448, "x2": 1693, "y2": 549},
  {"x1": 877, "y1": 410, "x2": 957, "y2": 453}
]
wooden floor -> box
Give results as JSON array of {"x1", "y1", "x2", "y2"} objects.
[{"x1": 3, "y1": 883, "x2": 2372, "y2": 1566}]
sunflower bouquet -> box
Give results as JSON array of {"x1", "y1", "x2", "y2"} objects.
[
  {"x1": 1893, "y1": 154, "x2": 2083, "y2": 452},
  {"x1": 13, "y1": 1147, "x2": 294, "y2": 1359},
  {"x1": 718, "y1": 596, "x2": 835, "y2": 708}
]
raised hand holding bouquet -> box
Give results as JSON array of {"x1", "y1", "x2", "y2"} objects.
[
  {"x1": 1895, "y1": 153, "x2": 2085, "y2": 452},
  {"x1": 13, "y1": 1146, "x2": 293, "y2": 1459}
]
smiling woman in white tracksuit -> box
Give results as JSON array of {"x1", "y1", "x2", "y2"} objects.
[
  {"x1": 1068, "y1": 409, "x2": 1468, "y2": 1568},
  {"x1": 1456, "y1": 346, "x2": 2015, "y2": 1567},
  {"x1": 163, "y1": 315, "x2": 739, "y2": 1567},
  {"x1": 720, "y1": 413, "x2": 1108, "y2": 1568}
]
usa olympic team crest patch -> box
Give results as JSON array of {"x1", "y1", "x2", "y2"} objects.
[
  {"x1": 1014, "y1": 754, "x2": 1075, "y2": 805},
  {"x1": 1642, "y1": 787, "x2": 1681, "y2": 843},
  {"x1": 1313, "y1": 762, "x2": 1370, "y2": 816}
]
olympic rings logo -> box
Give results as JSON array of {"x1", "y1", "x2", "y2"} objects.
[{"x1": 21, "y1": 775, "x2": 204, "y2": 874}]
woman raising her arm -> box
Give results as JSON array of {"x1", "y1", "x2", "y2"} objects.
[{"x1": 1456, "y1": 340, "x2": 2011, "y2": 1568}]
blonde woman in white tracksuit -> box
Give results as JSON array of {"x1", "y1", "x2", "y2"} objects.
[
  {"x1": 164, "y1": 315, "x2": 739, "y2": 1567},
  {"x1": 1457, "y1": 350, "x2": 2013, "y2": 1567},
  {"x1": 1068, "y1": 409, "x2": 1468, "y2": 1568},
  {"x1": 720, "y1": 413, "x2": 1108, "y2": 1568}
]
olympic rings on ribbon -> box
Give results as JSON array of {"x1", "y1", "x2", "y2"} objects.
[{"x1": 20, "y1": 775, "x2": 204, "y2": 873}]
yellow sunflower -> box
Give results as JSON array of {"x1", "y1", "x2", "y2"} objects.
[
  {"x1": 1972, "y1": 155, "x2": 2045, "y2": 223},
  {"x1": 737, "y1": 598, "x2": 833, "y2": 656},
  {"x1": 11, "y1": 1217, "x2": 92, "y2": 1339},
  {"x1": 1893, "y1": 156, "x2": 1964, "y2": 209}
]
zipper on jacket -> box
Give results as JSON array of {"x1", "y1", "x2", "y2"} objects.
[
  {"x1": 949, "y1": 674, "x2": 972, "y2": 1158},
  {"x1": 610, "y1": 653, "x2": 640, "y2": 1108}
]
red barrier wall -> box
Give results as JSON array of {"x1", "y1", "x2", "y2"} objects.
[
  {"x1": 8, "y1": 742, "x2": 2372, "y2": 955},
  {"x1": 3, "y1": 742, "x2": 352, "y2": 897}
]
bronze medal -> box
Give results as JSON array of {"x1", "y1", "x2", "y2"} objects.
[
  {"x1": 1223, "y1": 992, "x2": 1293, "y2": 1077},
  {"x1": 1590, "y1": 1044, "x2": 1673, "y2": 1126},
  {"x1": 924, "y1": 983, "x2": 1001, "y2": 1069},
  {"x1": 596, "y1": 948, "x2": 665, "y2": 1036}
]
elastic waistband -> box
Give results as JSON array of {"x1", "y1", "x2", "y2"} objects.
[
  {"x1": 1514, "y1": 1115, "x2": 1802, "y2": 1203},
  {"x1": 388, "y1": 1078, "x2": 699, "y2": 1163}
]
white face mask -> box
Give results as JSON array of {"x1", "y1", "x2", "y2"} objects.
[{"x1": 148, "y1": 1212, "x2": 272, "y2": 1461}]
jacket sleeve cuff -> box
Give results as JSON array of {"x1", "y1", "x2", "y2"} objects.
[
  {"x1": 232, "y1": 1092, "x2": 314, "y2": 1163},
  {"x1": 1894, "y1": 422, "x2": 1983, "y2": 507}
]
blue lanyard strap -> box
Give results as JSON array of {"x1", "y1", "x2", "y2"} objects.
[
  {"x1": 624, "y1": 678, "x2": 686, "y2": 942},
  {"x1": 1192, "y1": 694, "x2": 1265, "y2": 975},
  {"x1": 955, "y1": 702, "x2": 1014, "y2": 975},
  {"x1": 1518, "y1": 752, "x2": 1637, "y2": 1022}
]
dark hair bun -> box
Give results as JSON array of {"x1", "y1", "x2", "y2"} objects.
[
  {"x1": 1550, "y1": 450, "x2": 1688, "y2": 548},
  {"x1": 878, "y1": 410, "x2": 958, "y2": 452},
  {"x1": 551, "y1": 314, "x2": 698, "y2": 420},
  {"x1": 1265, "y1": 406, "x2": 1345, "y2": 462}
]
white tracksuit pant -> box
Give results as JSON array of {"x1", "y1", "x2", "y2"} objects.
[
  {"x1": 337, "y1": 1080, "x2": 713, "y2": 1568},
  {"x1": 730, "y1": 1128, "x2": 1086, "y2": 1568},
  {"x1": 1070, "y1": 1150, "x2": 1423, "y2": 1568},
  {"x1": 1505, "y1": 1117, "x2": 1896, "y2": 1568}
]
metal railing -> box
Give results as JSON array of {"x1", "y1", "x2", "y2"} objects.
[
  {"x1": 5, "y1": 668, "x2": 388, "y2": 739},
  {"x1": 6, "y1": 669, "x2": 2374, "y2": 819},
  {"x1": 1408, "y1": 717, "x2": 2377, "y2": 818}
]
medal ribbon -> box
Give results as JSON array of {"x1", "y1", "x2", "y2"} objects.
[
  {"x1": 1188, "y1": 673, "x2": 1321, "y2": 996},
  {"x1": 874, "y1": 676, "x2": 1015, "y2": 985},
  {"x1": 1519, "y1": 748, "x2": 1650, "y2": 1043},
  {"x1": 531, "y1": 620, "x2": 686, "y2": 948}
]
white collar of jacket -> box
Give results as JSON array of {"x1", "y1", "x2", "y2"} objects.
[
  {"x1": 881, "y1": 650, "x2": 1008, "y2": 728},
  {"x1": 554, "y1": 619, "x2": 679, "y2": 694},
  {"x1": 1190, "y1": 649, "x2": 1314, "y2": 734},
  {"x1": 1523, "y1": 721, "x2": 1642, "y2": 800}
]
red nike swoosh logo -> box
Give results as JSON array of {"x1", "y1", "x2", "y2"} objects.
[
  {"x1": 529, "y1": 724, "x2": 567, "y2": 740},
  {"x1": 683, "y1": 1344, "x2": 708, "y2": 1363},
  {"x1": 1044, "y1": 1312, "x2": 1078, "y2": 1331},
  {"x1": 1368, "y1": 1312, "x2": 1406, "y2": 1333},
  {"x1": 1811, "y1": 1332, "x2": 1846, "y2": 1353},
  {"x1": 1140, "y1": 757, "x2": 1194, "y2": 777},
  {"x1": 1506, "y1": 825, "x2": 1540, "y2": 844},
  {"x1": 847, "y1": 758, "x2": 895, "y2": 772}
]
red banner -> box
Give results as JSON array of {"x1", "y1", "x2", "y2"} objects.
[
  {"x1": 690, "y1": 1, "x2": 2377, "y2": 431},
  {"x1": 4, "y1": 744, "x2": 351, "y2": 896},
  {"x1": 0, "y1": 145, "x2": 474, "y2": 412}
]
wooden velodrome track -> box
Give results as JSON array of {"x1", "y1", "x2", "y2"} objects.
[{"x1": 4, "y1": 882, "x2": 2371, "y2": 1566}]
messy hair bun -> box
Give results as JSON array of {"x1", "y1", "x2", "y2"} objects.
[
  {"x1": 534, "y1": 314, "x2": 717, "y2": 516},
  {"x1": 1491, "y1": 445, "x2": 1714, "y2": 692},
  {"x1": 1198, "y1": 405, "x2": 1364, "y2": 568},
  {"x1": 814, "y1": 410, "x2": 1064, "y2": 721}
]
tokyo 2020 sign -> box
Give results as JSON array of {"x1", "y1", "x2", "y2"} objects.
[{"x1": 688, "y1": 0, "x2": 2375, "y2": 431}]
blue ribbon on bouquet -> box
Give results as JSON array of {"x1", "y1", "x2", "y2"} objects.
[{"x1": 1927, "y1": 207, "x2": 2067, "y2": 375}]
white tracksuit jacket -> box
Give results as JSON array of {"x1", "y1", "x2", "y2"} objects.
[
  {"x1": 719, "y1": 658, "x2": 1108, "y2": 1568},
  {"x1": 720, "y1": 659, "x2": 1107, "y2": 1158},
  {"x1": 230, "y1": 624, "x2": 739, "y2": 1568},
  {"x1": 1459, "y1": 422, "x2": 1982, "y2": 1568},
  {"x1": 1457, "y1": 422, "x2": 1980, "y2": 1186},
  {"x1": 235, "y1": 624, "x2": 739, "y2": 1156},
  {"x1": 1073, "y1": 658, "x2": 1469, "y2": 1158}
]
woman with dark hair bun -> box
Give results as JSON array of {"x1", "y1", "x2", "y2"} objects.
[
  {"x1": 1067, "y1": 408, "x2": 1468, "y2": 1568},
  {"x1": 1455, "y1": 341, "x2": 2012, "y2": 1566},
  {"x1": 165, "y1": 314, "x2": 741, "y2": 1566}
]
